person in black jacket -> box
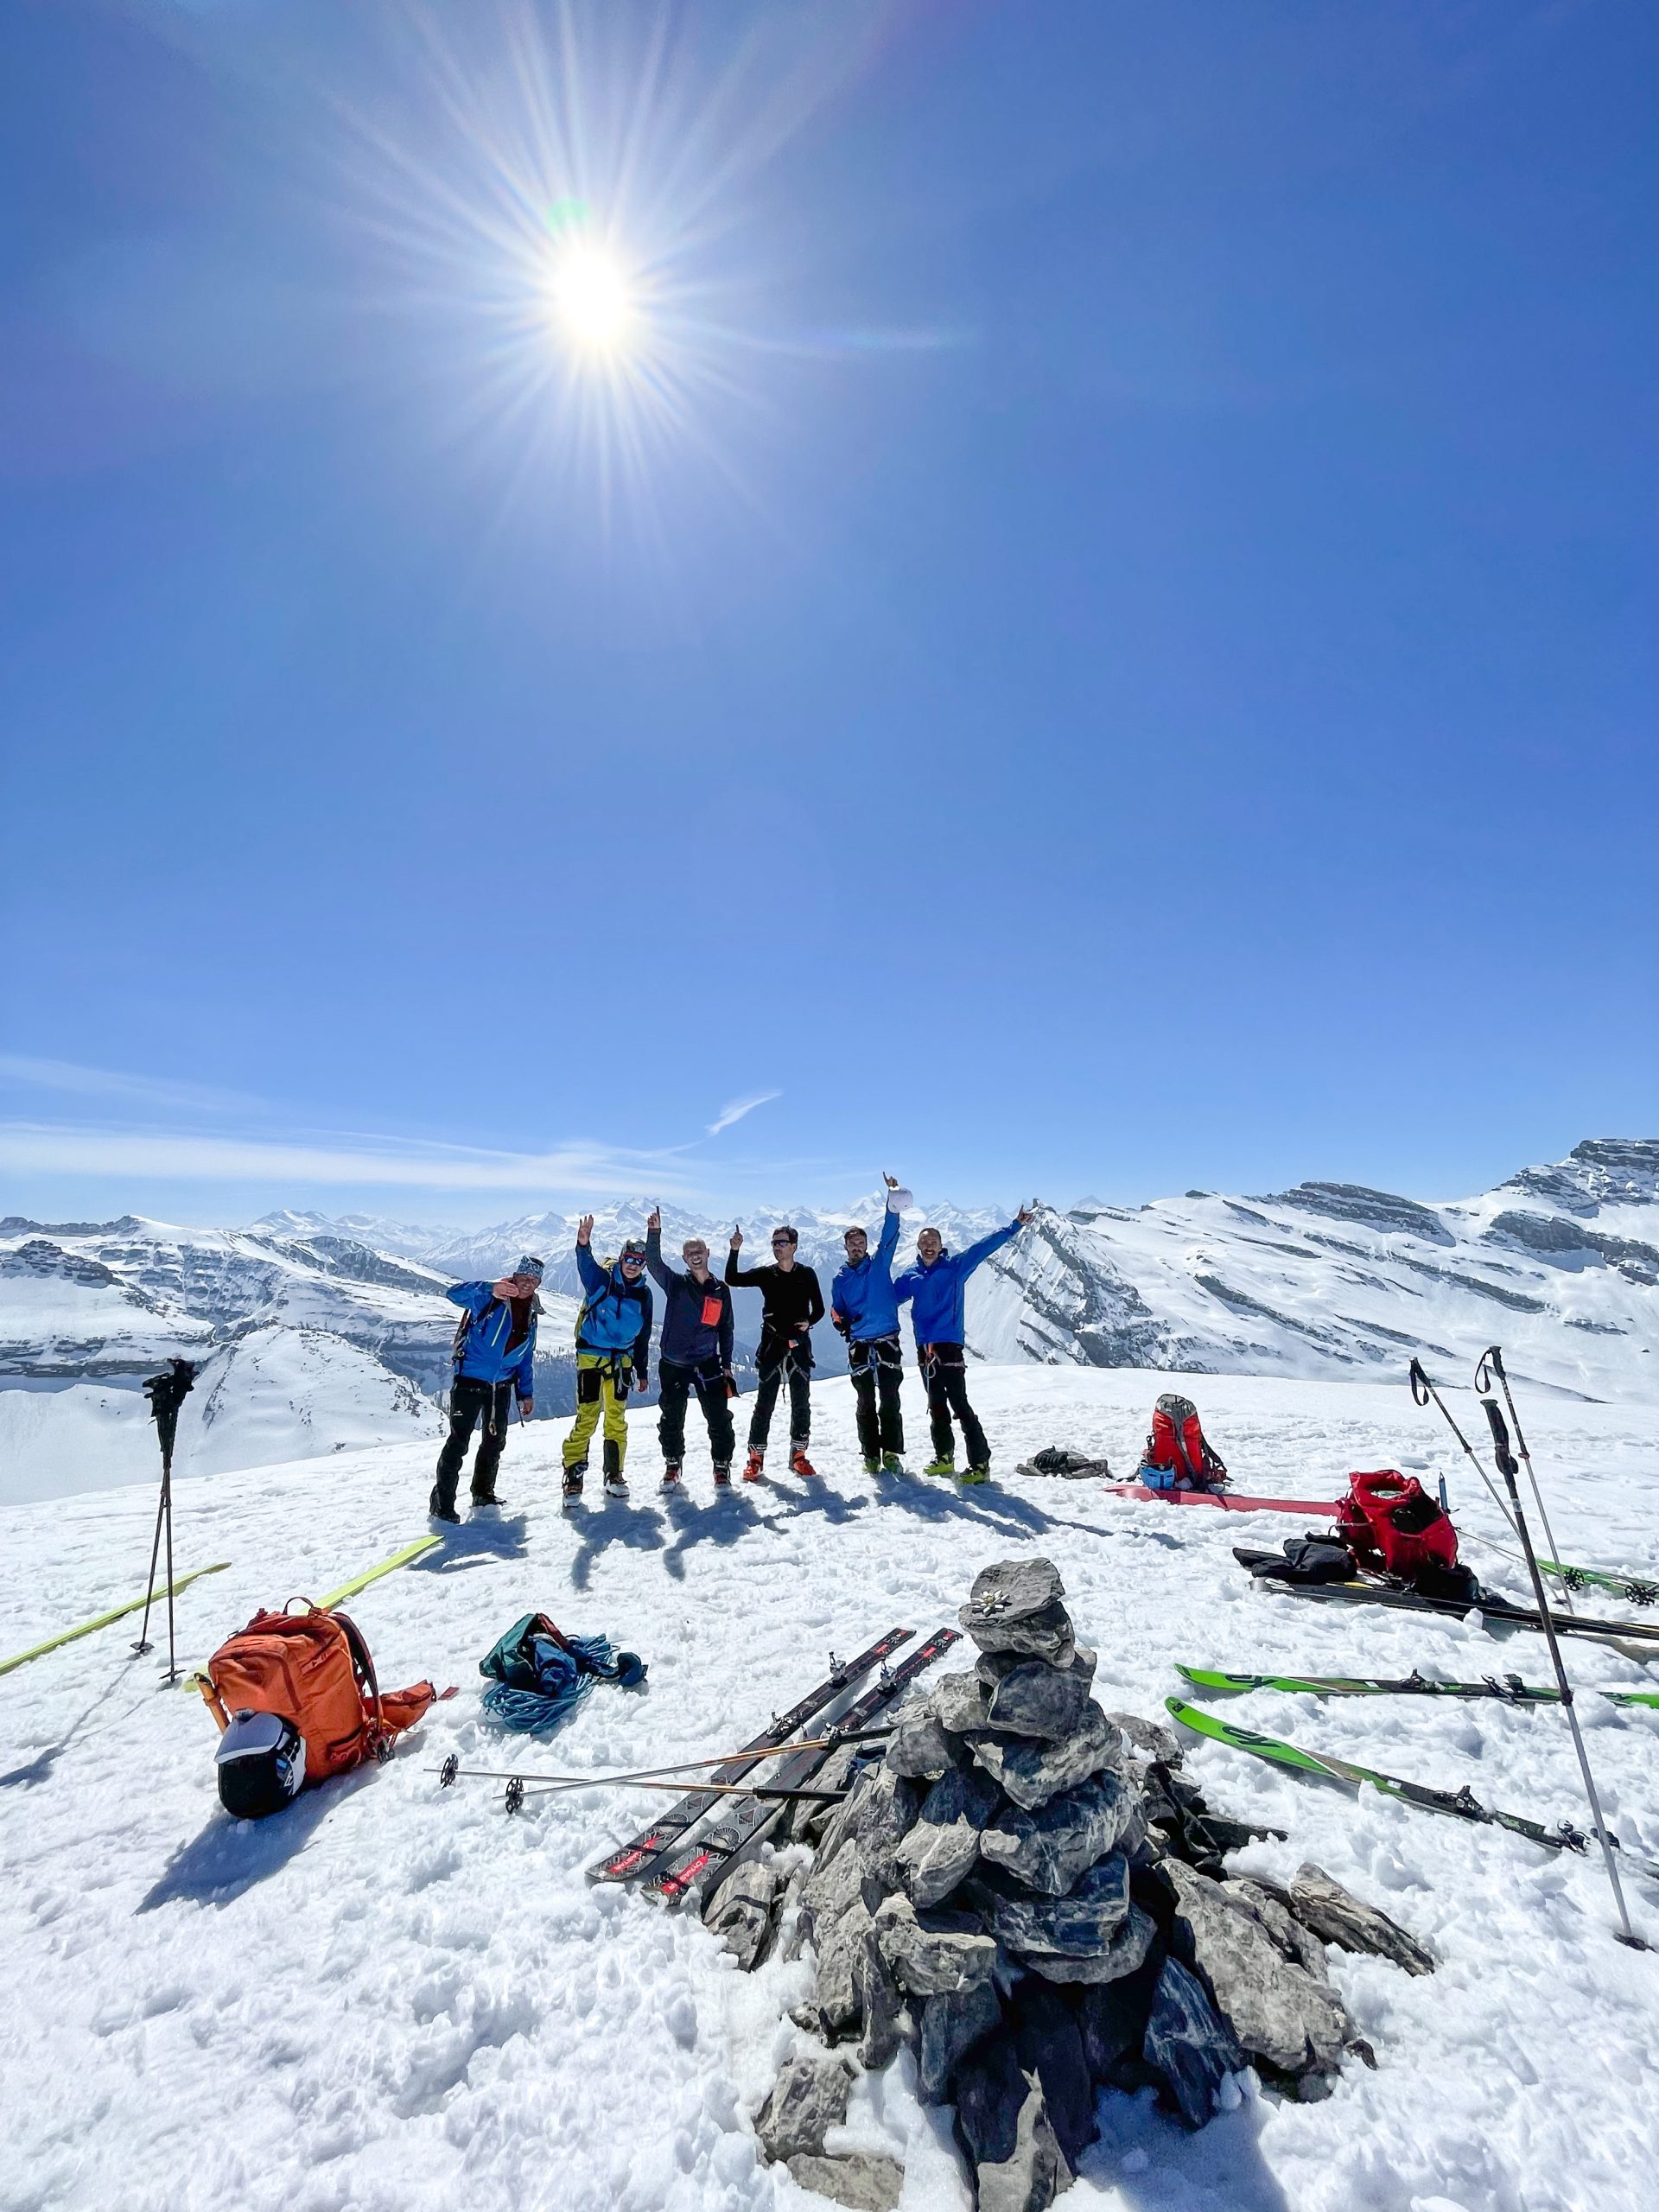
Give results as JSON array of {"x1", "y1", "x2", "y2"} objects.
[
  {"x1": 725, "y1": 1223, "x2": 824, "y2": 1481},
  {"x1": 645, "y1": 1208, "x2": 735, "y2": 1489}
]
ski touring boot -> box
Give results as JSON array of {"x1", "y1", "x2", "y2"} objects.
[
  {"x1": 561, "y1": 1463, "x2": 587, "y2": 1510},
  {"x1": 922, "y1": 1455, "x2": 957, "y2": 1478},
  {"x1": 743, "y1": 1449, "x2": 766, "y2": 1483},
  {"x1": 428, "y1": 1487, "x2": 461, "y2": 1526},
  {"x1": 712, "y1": 1460, "x2": 733, "y2": 1489},
  {"x1": 789, "y1": 1445, "x2": 818, "y2": 1479},
  {"x1": 660, "y1": 1460, "x2": 683, "y2": 1491},
  {"x1": 959, "y1": 1464, "x2": 991, "y2": 1486},
  {"x1": 469, "y1": 1489, "x2": 501, "y2": 1512},
  {"x1": 862, "y1": 1454, "x2": 881, "y2": 1478},
  {"x1": 881, "y1": 1451, "x2": 906, "y2": 1477},
  {"x1": 602, "y1": 1442, "x2": 627, "y2": 1500}
]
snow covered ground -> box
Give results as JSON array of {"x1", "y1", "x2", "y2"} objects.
[{"x1": 3, "y1": 1366, "x2": 1657, "y2": 2212}]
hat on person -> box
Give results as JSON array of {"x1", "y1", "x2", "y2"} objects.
[
  {"x1": 620, "y1": 1239, "x2": 646, "y2": 1263},
  {"x1": 515, "y1": 1255, "x2": 546, "y2": 1283}
]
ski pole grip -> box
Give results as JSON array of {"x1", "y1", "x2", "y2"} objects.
[{"x1": 1481, "y1": 1396, "x2": 1519, "y2": 1479}]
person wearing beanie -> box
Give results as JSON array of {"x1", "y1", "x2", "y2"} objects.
[
  {"x1": 725, "y1": 1221, "x2": 824, "y2": 1481},
  {"x1": 563, "y1": 1217, "x2": 653, "y2": 1503},
  {"x1": 430, "y1": 1255, "x2": 543, "y2": 1522}
]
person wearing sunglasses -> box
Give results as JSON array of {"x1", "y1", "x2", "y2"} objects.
[
  {"x1": 895, "y1": 1205, "x2": 1038, "y2": 1483},
  {"x1": 830, "y1": 1173, "x2": 911, "y2": 1476},
  {"x1": 644, "y1": 1206, "x2": 736, "y2": 1489},
  {"x1": 563, "y1": 1218, "x2": 653, "y2": 1503},
  {"x1": 725, "y1": 1221, "x2": 825, "y2": 1480},
  {"x1": 429, "y1": 1255, "x2": 543, "y2": 1522}
]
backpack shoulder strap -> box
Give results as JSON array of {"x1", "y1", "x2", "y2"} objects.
[{"x1": 330, "y1": 1608, "x2": 385, "y2": 1745}]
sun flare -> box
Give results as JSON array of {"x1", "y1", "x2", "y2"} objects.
[{"x1": 547, "y1": 245, "x2": 638, "y2": 355}]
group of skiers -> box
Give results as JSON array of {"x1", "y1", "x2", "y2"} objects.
[{"x1": 429, "y1": 1183, "x2": 1038, "y2": 1518}]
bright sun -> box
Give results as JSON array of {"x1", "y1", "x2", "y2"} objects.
[{"x1": 548, "y1": 245, "x2": 637, "y2": 355}]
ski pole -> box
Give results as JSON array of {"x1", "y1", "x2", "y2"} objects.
[
  {"x1": 1475, "y1": 1346, "x2": 1573, "y2": 1611},
  {"x1": 133, "y1": 1359, "x2": 196, "y2": 1681},
  {"x1": 429, "y1": 1726, "x2": 895, "y2": 1793},
  {"x1": 1408, "y1": 1357, "x2": 1520, "y2": 1538},
  {"x1": 1480, "y1": 1396, "x2": 1646, "y2": 1950}
]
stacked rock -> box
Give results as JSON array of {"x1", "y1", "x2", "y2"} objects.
[{"x1": 741, "y1": 1558, "x2": 1433, "y2": 2212}]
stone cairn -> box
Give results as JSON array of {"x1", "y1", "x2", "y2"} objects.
[{"x1": 708, "y1": 1558, "x2": 1434, "y2": 2212}]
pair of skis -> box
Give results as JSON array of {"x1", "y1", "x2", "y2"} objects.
[
  {"x1": 1252, "y1": 1571, "x2": 1659, "y2": 1650},
  {"x1": 437, "y1": 1623, "x2": 957, "y2": 1910},
  {"x1": 1167, "y1": 1694, "x2": 1659, "y2": 1884},
  {"x1": 1176, "y1": 1664, "x2": 1659, "y2": 1711}
]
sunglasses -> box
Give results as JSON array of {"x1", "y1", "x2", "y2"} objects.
[{"x1": 770, "y1": 1236, "x2": 795, "y2": 1248}]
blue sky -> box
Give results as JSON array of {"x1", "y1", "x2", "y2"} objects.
[{"x1": 2, "y1": 0, "x2": 1655, "y2": 1228}]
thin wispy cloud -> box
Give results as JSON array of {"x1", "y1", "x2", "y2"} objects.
[
  {"x1": 0, "y1": 1054, "x2": 262, "y2": 1116},
  {"x1": 706, "y1": 1089, "x2": 781, "y2": 1137},
  {"x1": 0, "y1": 1122, "x2": 697, "y2": 1198}
]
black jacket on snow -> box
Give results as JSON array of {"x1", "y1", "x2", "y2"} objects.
[
  {"x1": 645, "y1": 1229, "x2": 734, "y2": 1372},
  {"x1": 724, "y1": 1250, "x2": 825, "y2": 1363}
]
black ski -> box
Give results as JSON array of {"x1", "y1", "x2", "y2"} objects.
[
  {"x1": 586, "y1": 1626, "x2": 913, "y2": 1883},
  {"x1": 1256, "y1": 1574, "x2": 1659, "y2": 1650},
  {"x1": 645, "y1": 1626, "x2": 962, "y2": 1909}
]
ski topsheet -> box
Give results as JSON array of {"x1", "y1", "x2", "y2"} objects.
[
  {"x1": 587, "y1": 1626, "x2": 914, "y2": 1884},
  {"x1": 0, "y1": 1561, "x2": 231, "y2": 1681},
  {"x1": 1538, "y1": 1560, "x2": 1659, "y2": 1609},
  {"x1": 1256, "y1": 1574, "x2": 1659, "y2": 1649},
  {"x1": 645, "y1": 1625, "x2": 963, "y2": 1908},
  {"x1": 318, "y1": 1534, "x2": 443, "y2": 1609},
  {"x1": 1166, "y1": 1697, "x2": 1659, "y2": 1878},
  {"x1": 1104, "y1": 1483, "x2": 1342, "y2": 1516},
  {"x1": 1174, "y1": 1664, "x2": 1659, "y2": 1711}
]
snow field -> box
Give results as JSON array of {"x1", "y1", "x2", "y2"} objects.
[{"x1": 2, "y1": 1367, "x2": 1657, "y2": 2212}]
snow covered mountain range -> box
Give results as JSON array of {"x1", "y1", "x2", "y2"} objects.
[{"x1": 2, "y1": 1136, "x2": 1654, "y2": 1499}]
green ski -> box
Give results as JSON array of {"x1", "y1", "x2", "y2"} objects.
[
  {"x1": 1166, "y1": 1696, "x2": 1659, "y2": 1878},
  {"x1": 1, "y1": 1562, "x2": 231, "y2": 1681},
  {"x1": 1539, "y1": 1561, "x2": 1659, "y2": 1609},
  {"x1": 318, "y1": 1534, "x2": 442, "y2": 1608},
  {"x1": 1175, "y1": 1664, "x2": 1659, "y2": 1711}
]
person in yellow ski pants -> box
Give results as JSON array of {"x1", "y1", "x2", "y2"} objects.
[{"x1": 563, "y1": 1219, "x2": 652, "y2": 1503}]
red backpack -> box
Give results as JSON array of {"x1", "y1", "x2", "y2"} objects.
[
  {"x1": 1144, "y1": 1394, "x2": 1229, "y2": 1488},
  {"x1": 1338, "y1": 1471, "x2": 1459, "y2": 1581},
  {"x1": 200, "y1": 1602, "x2": 435, "y2": 1784}
]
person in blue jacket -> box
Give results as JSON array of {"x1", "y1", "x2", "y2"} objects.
[
  {"x1": 563, "y1": 1216, "x2": 653, "y2": 1502},
  {"x1": 430, "y1": 1255, "x2": 543, "y2": 1522},
  {"x1": 895, "y1": 1206, "x2": 1036, "y2": 1483},
  {"x1": 830, "y1": 1173, "x2": 909, "y2": 1476}
]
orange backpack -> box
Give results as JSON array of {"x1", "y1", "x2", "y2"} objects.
[{"x1": 200, "y1": 1602, "x2": 435, "y2": 1783}]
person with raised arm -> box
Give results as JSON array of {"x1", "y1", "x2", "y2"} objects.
[
  {"x1": 725, "y1": 1220, "x2": 824, "y2": 1482},
  {"x1": 645, "y1": 1206, "x2": 736, "y2": 1490},
  {"x1": 562, "y1": 1216, "x2": 652, "y2": 1504},
  {"x1": 830, "y1": 1173, "x2": 910, "y2": 1476},
  {"x1": 429, "y1": 1255, "x2": 543, "y2": 1522},
  {"x1": 894, "y1": 1205, "x2": 1038, "y2": 1484}
]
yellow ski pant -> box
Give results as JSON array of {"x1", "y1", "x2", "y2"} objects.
[{"x1": 564, "y1": 1352, "x2": 632, "y2": 1470}]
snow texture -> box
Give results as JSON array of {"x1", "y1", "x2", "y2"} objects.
[{"x1": 3, "y1": 1366, "x2": 1658, "y2": 2211}]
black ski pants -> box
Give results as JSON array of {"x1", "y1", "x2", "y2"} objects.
[
  {"x1": 435, "y1": 1377, "x2": 513, "y2": 1510},
  {"x1": 921, "y1": 1343, "x2": 990, "y2": 1469},
  {"x1": 748, "y1": 1344, "x2": 812, "y2": 1453},
  {"x1": 849, "y1": 1334, "x2": 905, "y2": 1459},
  {"x1": 658, "y1": 1358, "x2": 735, "y2": 1466}
]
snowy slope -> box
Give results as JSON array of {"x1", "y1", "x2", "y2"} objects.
[
  {"x1": 3, "y1": 1139, "x2": 1654, "y2": 1504},
  {"x1": 3, "y1": 1368, "x2": 1657, "y2": 2212}
]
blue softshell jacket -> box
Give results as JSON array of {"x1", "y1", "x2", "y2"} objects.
[
  {"x1": 893, "y1": 1221, "x2": 1021, "y2": 1347},
  {"x1": 830, "y1": 1198, "x2": 904, "y2": 1343},
  {"x1": 575, "y1": 1243, "x2": 655, "y2": 1372},
  {"x1": 448, "y1": 1283, "x2": 538, "y2": 1399}
]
